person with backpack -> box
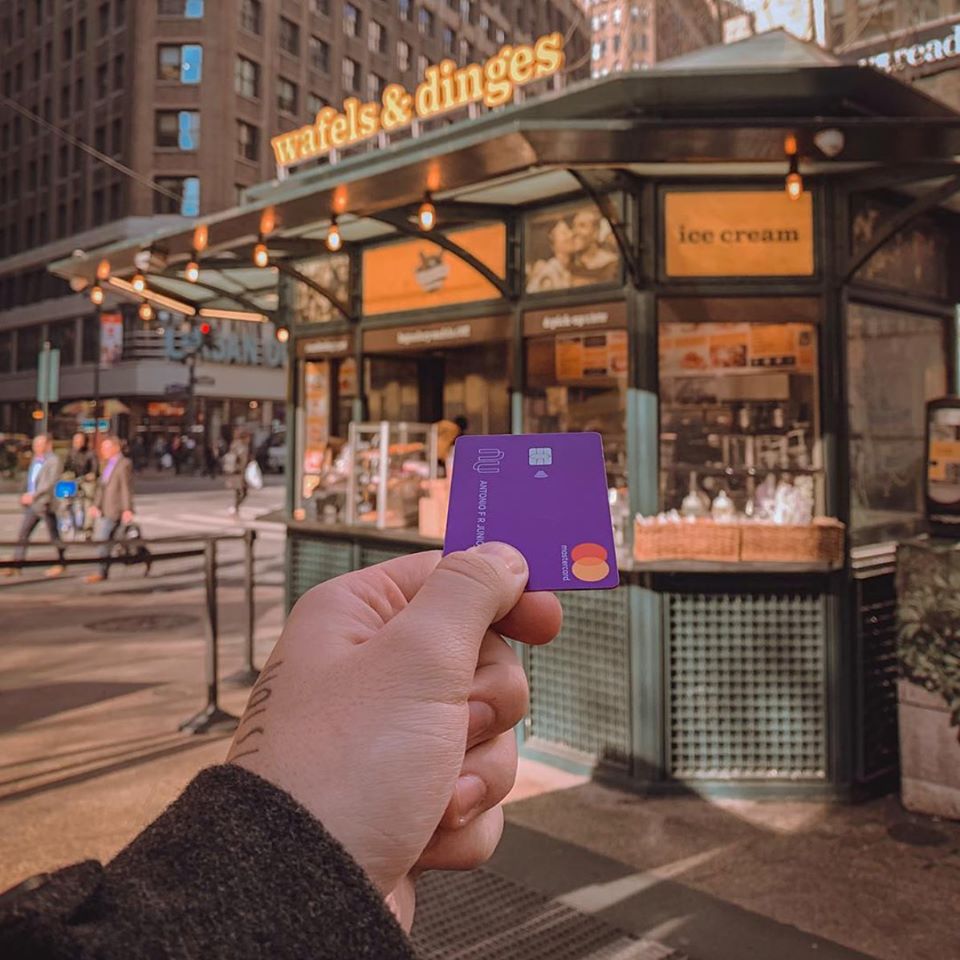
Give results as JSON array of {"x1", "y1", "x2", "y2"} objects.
[{"x1": 223, "y1": 431, "x2": 251, "y2": 516}]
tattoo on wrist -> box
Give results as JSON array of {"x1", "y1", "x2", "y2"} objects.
[{"x1": 230, "y1": 660, "x2": 283, "y2": 762}]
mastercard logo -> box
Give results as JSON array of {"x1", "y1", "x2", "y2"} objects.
[{"x1": 571, "y1": 542, "x2": 610, "y2": 583}]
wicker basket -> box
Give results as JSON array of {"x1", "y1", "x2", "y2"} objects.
[
  {"x1": 634, "y1": 518, "x2": 741, "y2": 563},
  {"x1": 740, "y1": 518, "x2": 845, "y2": 566}
]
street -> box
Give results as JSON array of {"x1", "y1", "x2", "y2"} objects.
[{"x1": 1, "y1": 480, "x2": 959, "y2": 960}]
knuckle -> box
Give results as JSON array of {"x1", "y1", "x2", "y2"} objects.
[{"x1": 436, "y1": 550, "x2": 505, "y2": 600}]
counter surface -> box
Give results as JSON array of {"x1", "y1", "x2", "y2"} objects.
[{"x1": 284, "y1": 518, "x2": 843, "y2": 575}]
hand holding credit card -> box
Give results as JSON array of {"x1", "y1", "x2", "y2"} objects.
[{"x1": 443, "y1": 432, "x2": 619, "y2": 591}]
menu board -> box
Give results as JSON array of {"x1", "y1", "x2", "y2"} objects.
[
  {"x1": 554, "y1": 330, "x2": 627, "y2": 382},
  {"x1": 659, "y1": 323, "x2": 815, "y2": 376},
  {"x1": 302, "y1": 360, "x2": 330, "y2": 499}
]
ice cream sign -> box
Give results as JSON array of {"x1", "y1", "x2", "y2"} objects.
[{"x1": 270, "y1": 33, "x2": 565, "y2": 168}]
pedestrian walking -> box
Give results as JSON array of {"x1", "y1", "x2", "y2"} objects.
[
  {"x1": 61, "y1": 432, "x2": 98, "y2": 537},
  {"x1": 85, "y1": 435, "x2": 135, "y2": 584},
  {"x1": 223, "y1": 431, "x2": 251, "y2": 516},
  {"x1": 1, "y1": 434, "x2": 66, "y2": 578}
]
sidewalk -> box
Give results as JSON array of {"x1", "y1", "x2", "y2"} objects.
[{"x1": 1, "y1": 578, "x2": 958, "y2": 960}]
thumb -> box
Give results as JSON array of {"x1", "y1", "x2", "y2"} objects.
[{"x1": 375, "y1": 542, "x2": 528, "y2": 693}]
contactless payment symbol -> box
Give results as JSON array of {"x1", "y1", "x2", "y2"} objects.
[
  {"x1": 529, "y1": 446, "x2": 552, "y2": 478},
  {"x1": 571, "y1": 542, "x2": 610, "y2": 583}
]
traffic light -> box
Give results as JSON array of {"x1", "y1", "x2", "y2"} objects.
[{"x1": 198, "y1": 320, "x2": 215, "y2": 351}]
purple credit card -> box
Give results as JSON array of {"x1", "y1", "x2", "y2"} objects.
[{"x1": 443, "y1": 432, "x2": 619, "y2": 591}]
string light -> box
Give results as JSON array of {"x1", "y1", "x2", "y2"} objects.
[
  {"x1": 138, "y1": 300, "x2": 154, "y2": 322},
  {"x1": 131, "y1": 273, "x2": 146, "y2": 293},
  {"x1": 193, "y1": 223, "x2": 208, "y2": 252},
  {"x1": 275, "y1": 325, "x2": 290, "y2": 343},
  {"x1": 185, "y1": 258, "x2": 200, "y2": 282},
  {"x1": 326, "y1": 216, "x2": 342, "y2": 252},
  {"x1": 96, "y1": 258, "x2": 111, "y2": 280},
  {"x1": 785, "y1": 155, "x2": 803, "y2": 200},
  {"x1": 253, "y1": 237, "x2": 269, "y2": 268},
  {"x1": 90, "y1": 283, "x2": 104, "y2": 305},
  {"x1": 417, "y1": 194, "x2": 437, "y2": 231}
]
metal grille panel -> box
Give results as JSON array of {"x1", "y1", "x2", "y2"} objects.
[
  {"x1": 526, "y1": 588, "x2": 631, "y2": 767},
  {"x1": 287, "y1": 534, "x2": 353, "y2": 606},
  {"x1": 668, "y1": 591, "x2": 826, "y2": 779},
  {"x1": 412, "y1": 868, "x2": 683, "y2": 960},
  {"x1": 359, "y1": 544, "x2": 413, "y2": 568},
  {"x1": 856, "y1": 570, "x2": 900, "y2": 781}
]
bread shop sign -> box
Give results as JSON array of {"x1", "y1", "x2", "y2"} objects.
[
  {"x1": 853, "y1": 18, "x2": 960, "y2": 77},
  {"x1": 270, "y1": 32, "x2": 565, "y2": 168}
]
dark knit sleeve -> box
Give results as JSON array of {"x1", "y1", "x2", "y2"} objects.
[{"x1": 0, "y1": 764, "x2": 417, "y2": 960}]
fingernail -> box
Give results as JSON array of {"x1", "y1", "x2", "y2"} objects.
[
  {"x1": 474, "y1": 541, "x2": 526, "y2": 576},
  {"x1": 454, "y1": 774, "x2": 488, "y2": 826},
  {"x1": 468, "y1": 700, "x2": 496, "y2": 741}
]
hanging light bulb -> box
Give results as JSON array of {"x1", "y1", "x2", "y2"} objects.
[
  {"x1": 131, "y1": 272, "x2": 146, "y2": 293},
  {"x1": 253, "y1": 238, "x2": 269, "y2": 268},
  {"x1": 417, "y1": 194, "x2": 436, "y2": 231},
  {"x1": 185, "y1": 259, "x2": 200, "y2": 282},
  {"x1": 193, "y1": 223, "x2": 208, "y2": 253},
  {"x1": 139, "y1": 300, "x2": 154, "y2": 322},
  {"x1": 96, "y1": 258, "x2": 111, "y2": 281},
  {"x1": 275, "y1": 325, "x2": 290, "y2": 343},
  {"x1": 326, "y1": 216, "x2": 342, "y2": 252},
  {"x1": 90, "y1": 283, "x2": 104, "y2": 306},
  {"x1": 785, "y1": 155, "x2": 803, "y2": 200}
]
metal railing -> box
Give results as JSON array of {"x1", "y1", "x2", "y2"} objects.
[{"x1": 0, "y1": 529, "x2": 260, "y2": 735}]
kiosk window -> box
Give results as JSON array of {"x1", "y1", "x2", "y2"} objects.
[
  {"x1": 659, "y1": 321, "x2": 823, "y2": 516},
  {"x1": 523, "y1": 330, "x2": 627, "y2": 485},
  {"x1": 847, "y1": 303, "x2": 947, "y2": 544}
]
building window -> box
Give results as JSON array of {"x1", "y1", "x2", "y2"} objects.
[
  {"x1": 369, "y1": 20, "x2": 386, "y2": 54},
  {"x1": 418, "y1": 7, "x2": 433, "y2": 36},
  {"x1": 442, "y1": 26, "x2": 454, "y2": 56},
  {"x1": 77, "y1": 17, "x2": 86, "y2": 51},
  {"x1": 279, "y1": 16, "x2": 300, "y2": 56},
  {"x1": 157, "y1": 44, "x2": 203, "y2": 83},
  {"x1": 344, "y1": 3, "x2": 360, "y2": 37},
  {"x1": 98, "y1": 2, "x2": 109, "y2": 35},
  {"x1": 307, "y1": 92, "x2": 326, "y2": 116},
  {"x1": 158, "y1": 0, "x2": 204, "y2": 15},
  {"x1": 115, "y1": 0, "x2": 126, "y2": 26},
  {"x1": 309, "y1": 35, "x2": 329, "y2": 72},
  {"x1": 62, "y1": 26, "x2": 72, "y2": 59},
  {"x1": 153, "y1": 175, "x2": 200, "y2": 216},
  {"x1": 60, "y1": 84, "x2": 70, "y2": 118},
  {"x1": 367, "y1": 73, "x2": 384, "y2": 102},
  {"x1": 277, "y1": 77, "x2": 297, "y2": 114},
  {"x1": 111, "y1": 117, "x2": 122, "y2": 154},
  {"x1": 459, "y1": 39, "x2": 472, "y2": 65},
  {"x1": 417, "y1": 54, "x2": 428, "y2": 77},
  {"x1": 342, "y1": 56, "x2": 357, "y2": 91},
  {"x1": 96, "y1": 63, "x2": 108, "y2": 98},
  {"x1": 156, "y1": 109, "x2": 200, "y2": 149},
  {"x1": 397, "y1": 38, "x2": 410, "y2": 72},
  {"x1": 235, "y1": 56, "x2": 260, "y2": 98},
  {"x1": 399, "y1": 0, "x2": 411, "y2": 21},
  {"x1": 237, "y1": 120, "x2": 259, "y2": 161},
  {"x1": 240, "y1": 0, "x2": 261, "y2": 34},
  {"x1": 114, "y1": 53, "x2": 124, "y2": 88},
  {"x1": 94, "y1": 124, "x2": 107, "y2": 153},
  {"x1": 309, "y1": 0, "x2": 329, "y2": 13}
]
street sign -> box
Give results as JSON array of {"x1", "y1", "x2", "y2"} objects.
[
  {"x1": 194, "y1": 375, "x2": 216, "y2": 386},
  {"x1": 37, "y1": 346, "x2": 60, "y2": 404},
  {"x1": 165, "y1": 383, "x2": 188, "y2": 395},
  {"x1": 80, "y1": 418, "x2": 111, "y2": 433}
]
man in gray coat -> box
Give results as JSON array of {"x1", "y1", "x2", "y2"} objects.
[
  {"x1": 1, "y1": 434, "x2": 66, "y2": 578},
  {"x1": 85, "y1": 435, "x2": 135, "y2": 583}
]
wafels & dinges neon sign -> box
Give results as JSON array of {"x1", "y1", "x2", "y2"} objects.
[{"x1": 271, "y1": 33, "x2": 565, "y2": 168}]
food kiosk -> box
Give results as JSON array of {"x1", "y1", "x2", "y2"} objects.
[{"x1": 51, "y1": 32, "x2": 960, "y2": 798}]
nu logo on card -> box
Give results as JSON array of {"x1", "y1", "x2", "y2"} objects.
[{"x1": 473, "y1": 448, "x2": 505, "y2": 474}]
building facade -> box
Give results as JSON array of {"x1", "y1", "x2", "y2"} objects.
[
  {"x1": 0, "y1": 0, "x2": 589, "y2": 443},
  {"x1": 585, "y1": 0, "x2": 727, "y2": 74}
]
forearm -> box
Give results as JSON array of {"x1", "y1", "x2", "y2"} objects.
[{"x1": 0, "y1": 765, "x2": 415, "y2": 960}]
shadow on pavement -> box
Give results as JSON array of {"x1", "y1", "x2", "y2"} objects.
[{"x1": 0, "y1": 681, "x2": 158, "y2": 732}]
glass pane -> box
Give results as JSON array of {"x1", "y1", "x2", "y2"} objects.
[
  {"x1": 658, "y1": 321, "x2": 823, "y2": 519},
  {"x1": 524, "y1": 330, "x2": 627, "y2": 486},
  {"x1": 847, "y1": 303, "x2": 947, "y2": 544},
  {"x1": 442, "y1": 343, "x2": 510, "y2": 435},
  {"x1": 17, "y1": 324, "x2": 41, "y2": 371},
  {"x1": 157, "y1": 46, "x2": 180, "y2": 80},
  {"x1": 181, "y1": 44, "x2": 203, "y2": 83},
  {"x1": 178, "y1": 110, "x2": 199, "y2": 149},
  {"x1": 181, "y1": 176, "x2": 200, "y2": 215},
  {"x1": 185, "y1": 0, "x2": 204, "y2": 16}
]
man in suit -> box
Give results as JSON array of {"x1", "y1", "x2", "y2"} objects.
[
  {"x1": 85, "y1": 435, "x2": 135, "y2": 584},
  {"x1": 1, "y1": 434, "x2": 66, "y2": 578}
]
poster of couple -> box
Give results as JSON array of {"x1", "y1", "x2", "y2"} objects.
[{"x1": 525, "y1": 199, "x2": 623, "y2": 293}]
